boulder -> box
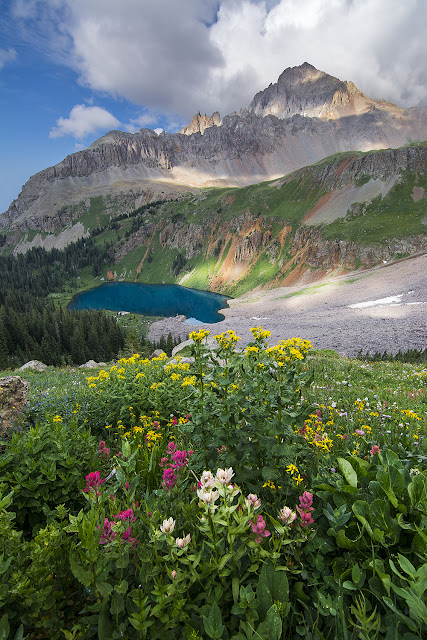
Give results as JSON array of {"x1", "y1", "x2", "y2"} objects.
[
  {"x1": 168, "y1": 357, "x2": 195, "y2": 366},
  {"x1": 172, "y1": 340, "x2": 193, "y2": 356},
  {"x1": 79, "y1": 360, "x2": 106, "y2": 369},
  {"x1": 0, "y1": 376, "x2": 30, "y2": 433},
  {"x1": 19, "y1": 360, "x2": 47, "y2": 372},
  {"x1": 150, "y1": 349, "x2": 166, "y2": 359}
]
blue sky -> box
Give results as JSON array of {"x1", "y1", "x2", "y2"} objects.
[{"x1": 1, "y1": 0, "x2": 426, "y2": 214}]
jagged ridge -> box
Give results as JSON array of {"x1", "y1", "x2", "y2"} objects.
[{"x1": 2, "y1": 63, "x2": 426, "y2": 231}]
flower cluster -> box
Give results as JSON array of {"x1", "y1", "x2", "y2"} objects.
[
  {"x1": 197, "y1": 467, "x2": 240, "y2": 508},
  {"x1": 279, "y1": 506, "x2": 297, "y2": 525},
  {"x1": 249, "y1": 515, "x2": 270, "y2": 543},
  {"x1": 297, "y1": 491, "x2": 315, "y2": 528},
  {"x1": 214, "y1": 330, "x2": 241, "y2": 352},
  {"x1": 189, "y1": 329, "x2": 211, "y2": 343},
  {"x1": 83, "y1": 471, "x2": 106, "y2": 497},
  {"x1": 160, "y1": 441, "x2": 193, "y2": 492},
  {"x1": 98, "y1": 441, "x2": 110, "y2": 457},
  {"x1": 98, "y1": 515, "x2": 137, "y2": 547}
]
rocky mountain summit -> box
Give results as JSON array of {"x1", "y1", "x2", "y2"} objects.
[{"x1": 2, "y1": 63, "x2": 426, "y2": 233}]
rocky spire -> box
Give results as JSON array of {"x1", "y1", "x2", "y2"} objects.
[{"x1": 180, "y1": 111, "x2": 221, "y2": 135}]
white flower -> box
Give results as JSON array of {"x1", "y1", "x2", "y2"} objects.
[
  {"x1": 245, "y1": 494, "x2": 261, "y2": 510},
  {"x1": 279, "y1": 506, "x2": 297, "y2": 525},
  {"x1": 200, "y1": 470, "x2": 215, "y2": 489},
  {"x1": 176, "y1": 533, "x2": 191, "y2": 549},
  {"x1": 215, "y1": 467, "x2": 234, "y2": 486},
  {"x1": 197, "y1": 488, "x2": 219, "y2": 504},
  {"x1": 160, "y1": 517, "x2": 175, "y2": 534}
]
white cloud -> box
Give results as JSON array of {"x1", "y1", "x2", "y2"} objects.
[
  {"x1": 13, "y1": 0, "x2": 427, "y2": 128},
  {"x1": 49, "y1": 104, "x2": 120, "y2": 139},
  {"x1": 0, "y1": 47, "x2": 17, "y2": 70}
]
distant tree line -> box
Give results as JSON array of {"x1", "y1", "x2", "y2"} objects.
[
  {"x1": 0, "y1": 200, "x2": 175, "y2": 368},
  {"x1": 0, "y1": 237, "x2": 114, "y2": 297},
  {"x1": 140, "y1": 332, "x2": 187, "y2": 357},
  {"x1": 0, "y1": 291, "x2": 125, "y2": 369},
  {"x1": 357, "y1": 347, "x2": 427, "y2": 364}
]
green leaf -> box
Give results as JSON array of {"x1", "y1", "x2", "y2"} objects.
[
  {"x1": 232, "y1": 577, "x2": 240, "y2": 603},
  {"x1": 337, "y1": 458, "x2": 358, "y2": 488},
  {"x1": 98, "y1": 599, "x2": 113, "y2": 640},
  {"x1": 352, "y1": 501, "x2": 373, "y2": 537},
  {"x1": 217, "y1": 553, "x2": 233, "y2": 571},
  {"x1": 69, "y1": 552, "x2": 92, "y2": 587},
  {"x1": 266, "y1": 604, "x2": 282, "y2": 640},
  {"x1": 336, "y1": 529, "x2": 357, "y2": 549},
  {"x1": 397, "y1": 554, "x2": 416, "y2": 580},
  {"x1": 271, "y1": 569, "x2": 289, "y2": 604},
  {"x1": 257, "y1": 582, "x2": 273, "y2": 620},
  {"x1": 408, "y1": 474, "x2": 427, "y2": 514},
  {"x1": 203, "y1": 602, "x2": 224, "y2": 639},
  {"x1": 0, "y1": 614, "x2": 9, "y2": 640},
  {"x1": 342, "y1": 581, "x2": 357, "y2": 591},
  {"x1": 377, "y1": 466, "x2": 405, "y2": 508},
  {"x1": 351, "y1": 564, "x2": 361, "y2": 585},
  {"x1": 13, "y1": 625, "x2": 24, "y2": 640}
]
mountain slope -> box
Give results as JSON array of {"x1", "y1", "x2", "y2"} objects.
[
  {"x1": 2, "y1": 143, "x2": 424, "y2": 298},
  {"x1": 2, "y1": 64, "x2": 426, "y2": 232}
]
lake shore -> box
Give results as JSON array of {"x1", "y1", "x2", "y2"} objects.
[{"x1": 147, "y1": 253, "x2": 427, "y2": 356}]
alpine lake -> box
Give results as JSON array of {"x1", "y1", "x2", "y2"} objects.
[{"x1": 67, "y1": 282, "x2": 229, "y2": 324}]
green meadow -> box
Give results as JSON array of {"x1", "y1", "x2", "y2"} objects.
[{"x1": 0, "y1": 330, "x2": 426, "y2": 639}]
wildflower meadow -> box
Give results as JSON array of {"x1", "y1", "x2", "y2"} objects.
[{"x1": 0, "y1": 328, "x2": 426, "y2": 639}]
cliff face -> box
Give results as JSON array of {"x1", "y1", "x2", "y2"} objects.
[{"x1": 2, "y1": 63, "x2": 426, "y2": 231}]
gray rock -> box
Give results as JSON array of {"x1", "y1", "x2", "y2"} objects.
[
  {"x1": 19, "y1": 360, "x2": 47, "y2": 372},
  {"x1": 0, "y1": 376, "x2": 30, "y2": 433},
  {"x1": 79, "y1": 360, "x2": 106, "y2": 369},
  {"x1": 151, "y1": 349, "x2": 166, "y2": 359},
  {"x1": 172, "y1": 340, "x2": 193, "y2": 356}
]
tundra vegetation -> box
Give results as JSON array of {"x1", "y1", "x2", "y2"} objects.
[{"x1": 0, "y1": 328, "x2": 426, "y2": 639}]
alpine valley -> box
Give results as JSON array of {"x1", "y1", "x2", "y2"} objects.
[{"x1": 1, "y1": 62, "x2": 426, "y2": 297}]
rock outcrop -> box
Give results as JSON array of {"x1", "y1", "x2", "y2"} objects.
[
  {"x1": 180, "y1": 111, "x2": 221, "y2": 135},
  {"x1": 19, "y1": 360, "x2": 47, "y2": 372},
  {"x1": 0, "y1": 376, "x2": 30, "y2": 433}
]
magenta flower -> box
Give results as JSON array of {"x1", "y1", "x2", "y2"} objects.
[
  {"x1": 297, "y1": 507, "x2": 315, "y2": 527},
  {"x1": 172, "y1": 450, "x2": 188, "y2": 468},
  {"x1": 122, "y1": 527, "x2": 138, "y2": 546},
  {"x1": 299, "y1": 492, "x2": 314, "y2": 510},
  {"x1": 98, "y1": 441, "x2": 110, "y2": 457},
  {"x1": 162, "y1": 466, "x2": 178, "y2": 491},
  {"x1": 98, "y1": 518, "x2": 116, "y2": 545},
  {"x1": 112, "y1": 508, "x2": 136, "y2": 522},
  {"x1": 297, "y1": 491, "x2": 315, "y2": 528},
  {"x1": 249, "y1": 515, "x2": 271, "y2": 543},
  {"x1": 370, "y1": 445, "x2": 381, "y2": 456},
  {"x1": 83, "y1": 471, "x2": 106, "y2": 497},
  {"x1": 167, "y1": 441, "x2": 177, "y2": 454}
]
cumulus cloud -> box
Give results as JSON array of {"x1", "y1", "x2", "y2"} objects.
[
  {"x1": 0, "y1": 47, "x2": 17, "y2": 70},
  {"x1": 13, "y1": 0, "x2": 427, "y2": 125},
  {"x1": 49, "y1": 104, "x2": 120, "y2": 139}
]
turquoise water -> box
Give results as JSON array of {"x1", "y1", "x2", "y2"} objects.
[{"x1": 68, "y1": 282, "x2": 229, "y2": 324}]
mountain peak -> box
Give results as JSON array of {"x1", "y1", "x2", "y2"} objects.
[{"x1": 248, "y1": 62, "x2": 372, "y2": 120}]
